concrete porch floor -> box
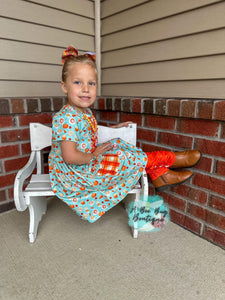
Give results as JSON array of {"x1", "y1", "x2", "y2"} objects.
[{"x1": 0, "y1": 197, "x2": 225, "y2": 300}]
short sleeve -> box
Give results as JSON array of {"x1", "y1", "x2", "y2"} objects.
[{"x1": 52, "y1": 112, "x2": 80, "y2": 143}]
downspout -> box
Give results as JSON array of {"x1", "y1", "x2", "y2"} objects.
[{"x1": 95, "y1": 0, "x2": 101, "y2": 96}]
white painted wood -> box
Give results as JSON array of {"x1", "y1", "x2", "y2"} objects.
[
  {"x1": 132, "y1": 189, "x2": 140, "y2": 239},
  {"x1": 95, "y1": 0, "x2": 101, "y2": 96},
  {"x1": 26, "y1": 181, "x2": 53, "y2": 192},
  {"x1": 98, "y1": 124, "x2": 137, "y2": 145},
  {"x1": 14, "y1": 152, "x2": 37, "y2": 211},
  {"x1": 30, "y1": 123, "x2": 52, "y2": 151},
  {"x1": 30, "y1": 174, "x2": 51, "y2": 182},
  {"x1": 36, "y1": 151, "x2": 43, "y2": 175},
  {"x1": 27, "y1": 196, "x2": 47, "y2": 243},
  {"x1": 14, "y1": 122, "x2": 148, "y2": 242}
]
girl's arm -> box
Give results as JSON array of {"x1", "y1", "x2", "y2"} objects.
[
  {"x1": 110, "y1": 121, "x2": 133, "y2": 128},
  {"x1": 61, "y1": 140, "x2": 113, "y2": 165}
]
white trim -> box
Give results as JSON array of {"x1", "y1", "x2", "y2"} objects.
[{"x1": 95, "y1": 0, "x2": 101, "y2": 95}]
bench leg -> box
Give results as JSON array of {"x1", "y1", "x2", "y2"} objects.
[
  {"x1": 133, "y1": 228, "x2": 138, "y2": 238},
  {"x1": 132, "y1": 192, "x2": 140, "y2": 239},
  {"x1": 27, "y1": 196, "x2": 47, "y2": 243}
]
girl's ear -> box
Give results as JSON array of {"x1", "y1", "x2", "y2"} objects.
[{"x1": 61, "y1": 81, "x2": 67, "y2": 94}]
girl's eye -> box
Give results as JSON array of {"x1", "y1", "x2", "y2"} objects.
[
  {"x1": 89, "y1": 82, "x2": 96, "y2": 86},
  {"x1": 74, "y1": 81, "x2": 81, "y2": 85}
]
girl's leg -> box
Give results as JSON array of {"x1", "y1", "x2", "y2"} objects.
[
  {"x1": 145, "y1": 151, "x2": 176, "y2": 181},
  {"x1": 145, "y1": 151, "x2": 193, "y2": 192}
]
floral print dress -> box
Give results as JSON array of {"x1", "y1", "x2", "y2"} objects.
[{"x1": 48, "y1": 104, "x2": 147, "y2": 223}]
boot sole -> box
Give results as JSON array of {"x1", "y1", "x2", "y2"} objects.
[
  {"x1": 170, "y1": 151, "x2": 202, "y2": 169},
  {"x1": 155, "y1": 173, "x2": 194, "y2": 192}
]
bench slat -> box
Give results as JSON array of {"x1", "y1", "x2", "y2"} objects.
[
  {"x1": 30, "y1": 174, "x2": 50, "y2": 182},
  {"x1": 26, "y1": 182, "x2": 52, "y2": 191}
]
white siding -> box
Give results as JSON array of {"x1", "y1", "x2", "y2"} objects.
[
  {"x1": 101, "y1": 0, "x2": 225, "y2": 99},
  {"x1": 0, "y1": 0, "x2": 95, "y2": 97},
  {"x1": 1, "y1": 0, "x2": 225, "y2": 99}
]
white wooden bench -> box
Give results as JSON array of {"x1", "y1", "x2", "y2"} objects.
[{"x1": 14, "y1": 123, "x2": 148, "y2": 243}]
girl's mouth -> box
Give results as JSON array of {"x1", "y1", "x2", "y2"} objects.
[{"x1": 79, "y1": 96, "x2": 91, "y2": 101}]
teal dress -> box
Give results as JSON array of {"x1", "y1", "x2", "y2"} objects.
[{"x1": 49, "y1": 105, "x2": 147, "y2": 222}]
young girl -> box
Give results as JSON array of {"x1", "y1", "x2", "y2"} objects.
[{"x1": 48, "y1": 45, "x2": 201, "y2": 224}]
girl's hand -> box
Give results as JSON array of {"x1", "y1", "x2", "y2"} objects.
[
  {"x1": 61, "y1": 140, "x2": 113, "y2": 165},
  {"x1": 93, "y1": 142, "x2": 113, "y2": 158},
  {"x1": 110, "y1": 121, "x2": 133, "y2": 128}
]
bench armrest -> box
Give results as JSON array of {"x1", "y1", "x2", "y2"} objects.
[{"x1": 14, "y1": 151, "x2": 37, "y2": 211}]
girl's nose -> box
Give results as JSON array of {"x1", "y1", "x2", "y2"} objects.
[{"x1": 82, "y1": 83, "x2": 89, "y2": 92}]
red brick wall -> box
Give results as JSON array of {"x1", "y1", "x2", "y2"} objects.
[
  {"x1": 95, "y1": 97, "x2": 225, "y2": 249},
  {"x1": 0, "y1": 97, "x2": 65, "y2": 211},
  {"x1": 0, "y1": 97, "x2": 225, "y2": 249}
]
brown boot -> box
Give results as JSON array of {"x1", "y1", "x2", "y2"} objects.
[
  {"x1": 170, "y1": 150, "x2": 202, "y2": 169},
  {"x1": 152, "y1": 169, "x2": 193, "y2": 192}
]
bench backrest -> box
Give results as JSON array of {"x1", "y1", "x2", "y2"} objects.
[
  {"x1": 30, "y1": 123, "x2": 52, "y2": 151},
  {"x1": 29, "y1": 122, "x2": 137, "y2": 151},
  {"x1": 29, "y1": 122, "x2": 137, "y2": 175}
]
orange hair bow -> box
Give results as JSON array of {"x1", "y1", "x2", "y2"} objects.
[
  {"x1": 84, "y1": 52, "x2": 96, "y2": 62},
  {"x1": 61, "y1": 45, "x2": 96, "y2": 65}
]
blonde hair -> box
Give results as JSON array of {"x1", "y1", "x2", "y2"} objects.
[{"x1": 62, "y1": 55, "x2": 97, "y2": 82}]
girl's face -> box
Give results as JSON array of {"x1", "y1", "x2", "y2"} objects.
[{"x1": 61, "y1": 62, "x2": 97, "y2": 113}]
